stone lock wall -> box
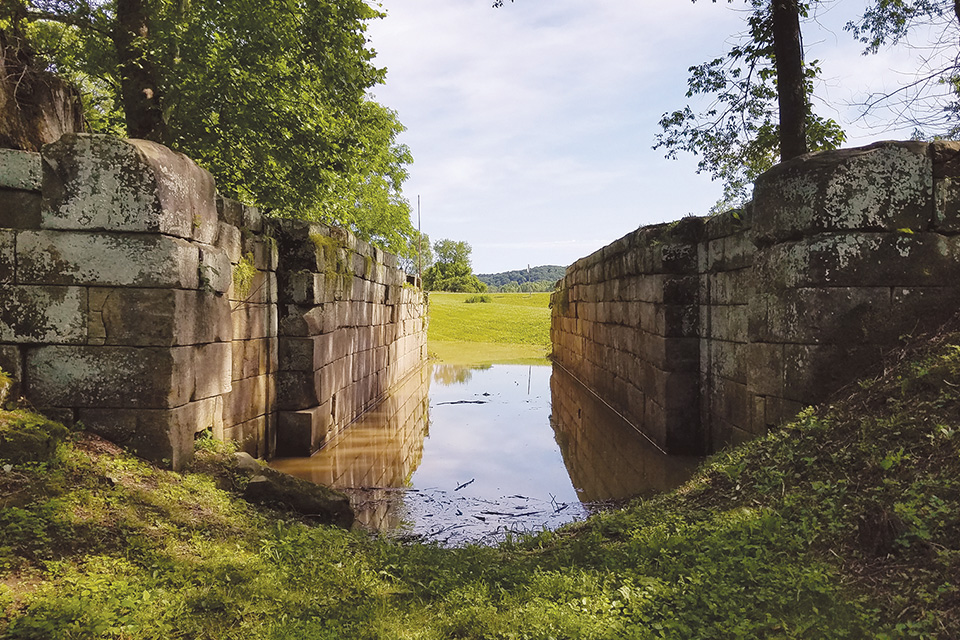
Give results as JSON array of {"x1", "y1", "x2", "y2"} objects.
[
  {"x1": 0, "y1": 134, "x2": 427, "y2": 469},
  {"x1": 552, "y1": 141, "x2": 960, "y2": 455}
]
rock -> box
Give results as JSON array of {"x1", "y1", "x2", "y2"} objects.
[
  {"x1": 233, "y1": 451, "x2": 262, "y2": 474},
  {"x1": 242, "y1": 470, "x2": 354, "y2": 529},
  {"x1": 0, "y1": 410, "x2": 69, "y2": 463}
]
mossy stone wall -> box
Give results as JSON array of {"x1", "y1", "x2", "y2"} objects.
[
  {"x1": 552, "y1": 141, "x2": 960, "y2": 454},
  {"x1": 0, "y1": 134, "x2": 427, "y2": 469}
]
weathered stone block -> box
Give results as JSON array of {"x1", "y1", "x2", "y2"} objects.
[
  {"x1": 276, "y1": 405, "x2": 333, "y2": 456},
  {"x1": 232, "y1": 302, "x2": 277, "y2": 340},
  {"x1": 232, "y1": 338, "x2": 274, "y2": 380},
  {"x1": 276, "y1": 370, "x2": 319, "y2": 410},
  {"x1": 193, "y1": 342, "x2": 232, "y2": 400},
  {"x1": 42, "y1": 135, "x2": 217, "y2": 242},
  {"x1": 279, "y1": 271, "x2": 328, "y2": 304},
  {"x1": 25, "y1": 345, "x2": 194, "y2": 408},
  {"x1": 0, "y1": 285, "x2": 87, "y2": 343},
  {"x1": 0, "y1": 149, "x2": 41, "y2": 190},
  {"x1": 755, "y1": 232, "x2": 960, "y2": 289},
  {"x1": 0, "y1": 188, "x2": 42, "y2": 229},
  {"x1": 782, "y1": 343, "x2": 883, "y2": 404},
  {"x1": 17, "y1": 230, "x2": 200, "y2": 289},
  {"x1": 750, "y1": 287, "x2": 891, "y2": 345},
  {"x1": 745, "y1": 342, "x2": 784, "y2": 397},
  {"x1": 90, "y1": 288, "x2": 231, "y2": 346},
  {"x1": 199, "y1": 246, "x2": 232, "y2": 293},
  {"x1": 223, "y1": 415, "x2": 267, "y2": 457},
  {"x1": 0, "y1": 230, "x2": 14, "y2": 283},
  {"x1": 222, "y1": 374, "x2": 272, "y2": 426},
  {"x1": 78, "y1": 400, "x2": 220, "y2": 470},
  {"x1": 216, "y1": 222, "x2": 242, "y2": 263},
  {"x1": 753, "y1": 141, "x2": 933, "y2": 244}
]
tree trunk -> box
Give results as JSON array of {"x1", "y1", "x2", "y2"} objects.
[
  {"x1": 771, "y1": 0, "x2": 807, "y2": 161},
  {"x1": 114, "y1": 0, "x2": 165, "y2": 141}
]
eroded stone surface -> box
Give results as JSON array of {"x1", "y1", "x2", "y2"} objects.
[
  {"x1": 17, "y1": 230, "x2": 200, "y2": 288},
  {"x1": 0, "y1": 149, "x2": 41, "y2": 191},
  {"x1": 41, "y1": 134, "x2": 216, "y2": 241}
]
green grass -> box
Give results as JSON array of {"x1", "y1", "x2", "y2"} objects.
[
  {"x1": 3, "y1": 330, "x2": 960, "y2": 637},
  {"x1": 428, "y1": 292, "x2": 551, "y2": 364}
]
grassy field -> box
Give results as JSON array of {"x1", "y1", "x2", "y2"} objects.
[
  {"x1": 427, "y1": 292, "x2": 551, "y2": 364},
  {"x1": 3, "y1": 329, "x2": 960, "y2": 637}
]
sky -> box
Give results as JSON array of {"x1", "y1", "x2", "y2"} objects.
[{"x1": 365, "y1": 1, "x2": 939, "y2": 274}]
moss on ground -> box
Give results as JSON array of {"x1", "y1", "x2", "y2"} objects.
[{"x1": 2, "y1": 326, "x2": 960, "y2": 637}]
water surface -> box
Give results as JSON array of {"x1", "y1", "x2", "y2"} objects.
[{"x1": 271, "y1": 362, "x2": 701, "y2": 545}]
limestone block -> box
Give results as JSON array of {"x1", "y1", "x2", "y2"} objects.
[
  {"x1": 17, "y1": 230, "x2": 200, "y2": 289},
  {"x1": 232, "y1": 338, "x2": 274, "y2": 380},
  {"x1": 0, "y1": 285, "x2": 87, "y2": 343},
  {"x1": 782, "y1": 343, "x2": 883, "y2": 405},
  {"x1": 241, "y1": 204, "x2": 262, "y2": 233},
  {"x1": 192, "y1": 342, "x2": 232, "y2": 400},
  {"x1": 755, "y1": 232, "x2": 960, "y2": 289},
  {"x1": 0, "y1": 149, "x2": 41, "y2": 191},
  {"x1": 278, "y1": 335, "x2": 336, "y2": 372},
  {"x1": 745, "y1": 342, "x2": 784, "y2": 398},
  {"x1": 278, "y1": 303, "x2": 326, "y2": 338},
  {"x1": 279, "y1": 270, "x2": 328, "y2": 304},
  {"x1": 276, "y1": 405, "x2": 333, "y2": 456},
  {"x1": 198, "y1": 246, "x2": 231, "y2": 293},
  {"x1": 78, "y1": 399, "x2": 220, "y2": 469},
  {"x1": 217, "y1": 196, "x2": 244, "y2": 227},
  {"x1": 932, "y1": 141, "x2": 960, "y2": 232},
  {"x1": 753, "y1": 141, "x2": 933, "y2": 244},
  {"x1": 708, "y1": 376, "x2": 750, "y2": 427},
  {"x1": 26, "y1": 344, "x2": 198, "y2": 408},
  {"x1": 222, "y1": 374, "x2": 272, "y2": 426},
  {"x1": 223, "y1": 415, "x2": 267, "y2": 457},
  {"x1": 892, "y1": 287, "x2": 960, "y2": 335},
  {"x1": 42, "y1": 134, "x2": 217, "y2": 242},
  {"x1": 0, "y1": 188, "x2": 42, "y2": 229},
  {"x1": 232, "y1": 302, "x2": 277, "y2": 340},
  {"x1": 750, "y1": 287, "x2": 890, "y2": 345},
  {"x1": 705, "y1": 339, "x2": 746, "y2": 384},
  {"x1": 217, "y1": 222, "x2": 242, "y2": 263},
  {"x1": 0, "y1": 230, "x2": 13, "y2": 283},
  {"x1": 90, "y1": 288, "x2": 231, "y2": 346},
  {"x1": 277, "y1": 370, "x2": 319, "y2": 410},
  {"x1": 230, "y1": 270, "x2": 275, "y2": 305}
]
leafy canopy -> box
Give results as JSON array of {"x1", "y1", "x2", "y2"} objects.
[
  {"x1": 655, "y1": 0, "x2": 846, "y2": 209},
  {"x1": 3, "y1": 0, "x2": 415, "y2": 254},
  {"x1": 423, "y1": 239, "x2": 487, "y2": 293}
]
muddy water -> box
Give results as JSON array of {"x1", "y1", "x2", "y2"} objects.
[{"x1": 271, "y1": 362, "x2": 701, "y2": 545}]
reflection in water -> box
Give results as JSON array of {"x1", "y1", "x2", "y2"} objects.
[
  {"x1": 271, "y1": 365, "x2": 430, "y2": 531},
  {"x1": 431, "y1": 363, "x2": 491, "y2": 386},
  {"x1": 272, "y1": 362, "x2": 702, "y2": 545},
  {"x1": 550, "y1": 364, "x2": 701, "y2": 503}
]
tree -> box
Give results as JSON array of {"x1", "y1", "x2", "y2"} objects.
[
  {"x1": 846, "y1": 0, "x2": 960, "y2": 137},
  {"x1": 399, "y1": 230, "x2": 433, "y2": 276},
  {"x1": 422, "y1": 239, "x2": 487, "y2": 293},
  {"x1": 1, "y1": 0, "x2": 415, "y2": 254},
  {"x1": 655, "y1": 0, "x2": 846, "y2": 207}
]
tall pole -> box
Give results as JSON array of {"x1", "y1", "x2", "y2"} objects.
[{"x1": 417, "y1": 196, "x2": 421, "y2": 282}]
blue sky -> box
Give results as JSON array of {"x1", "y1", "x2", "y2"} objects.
[{"x1": 367, "y1": 1, "x2": 929, "y2": 274}]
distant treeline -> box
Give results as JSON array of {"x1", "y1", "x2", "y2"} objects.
[{"x1": 476, "y1": 265, "x2": 566, "y2": 293}]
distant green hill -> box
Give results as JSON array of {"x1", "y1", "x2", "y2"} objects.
[{"x1": 476, "y1": 265, "x2": 566, "y2": 289}]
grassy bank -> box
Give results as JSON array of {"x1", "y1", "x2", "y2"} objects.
[
  {"x1": 2, "y1": 326, "x2": 960, "y2": 637},
  {"x1": 427, "y1": 292, "x2": 551, "y2": 364}
]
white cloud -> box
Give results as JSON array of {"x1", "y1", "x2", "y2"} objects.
[{"x1": 367, "y1": 0, "x2": 943, "y2": 273}]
